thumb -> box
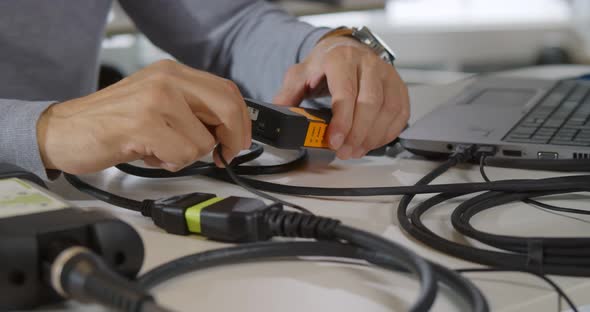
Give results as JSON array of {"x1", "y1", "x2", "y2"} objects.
[{"x1": 273, "y1": 65, "x2": 308, "y2": 107}]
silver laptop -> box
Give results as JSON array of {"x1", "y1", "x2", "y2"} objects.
[{"x1": 399, "y1": 77, "x2": 590, "y2": 160}]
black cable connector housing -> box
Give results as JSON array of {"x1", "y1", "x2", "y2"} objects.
[
  {"x1": 141, "y1": 193, "x2": 215, "y2": 235},
  {"x1": 198, "y1": 197, "x2": 279, "y2": 243},
  {"x1": 143, "y1": 192, "x2": 284, "y2": 243}
]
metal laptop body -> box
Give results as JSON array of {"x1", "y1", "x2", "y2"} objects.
[{"x1": 400, "y1": 77, "x2": 590, "y2": 160}]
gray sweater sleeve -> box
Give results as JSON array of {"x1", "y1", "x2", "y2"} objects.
[
  {"x1": 0, "y1": 100, "x2": 55, "y2": 179},
  {"x1": 118, "y1": 0, "x2": 329, "y2": 101}
]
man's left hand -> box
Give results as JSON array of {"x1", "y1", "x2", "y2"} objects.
[{"x1": 274, "y1": 35, "x2": 409, "y2": 159}]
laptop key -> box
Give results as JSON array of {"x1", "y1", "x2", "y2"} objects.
[
  {"x1": 535, "y1": 128, "x2": 558, "y2": 136},
  {"x1": 512, "y1": 126, "x2": 536, "y2": 135},
  {"x1": 544, "y1": 119, "x2": 567, "y2": 128},
  {"x1": 561, "y1": 100, "x2": 579, "y2": 110},
  {"x1": 561, "y1": 125, "x2": 590, "y2": 131},
  {"x1": 557, "y1": 128, "x2": 578, "y2": 134},
  {"x1": 531, "y1": 107, "x2": 555, "y2": 115},
  {"x1": 554, "y1": 135, "x2": 576, "y2": 141},
  {"x1": 531, "y1": 135, "x2": 551, "y2": 143},
  {"x1": 578, "y1": 130, "x2": 590, "y2": 136},
  {"x1": 568, "y1": 85, "x2": 590, "y2": 101},
  {"x1": 538, "y1": 95, "x2": 564, "y2": 109}
]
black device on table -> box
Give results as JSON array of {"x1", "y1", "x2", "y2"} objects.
[{"x1": 0, "y1": 163, "x2": 150, "y2": 311}]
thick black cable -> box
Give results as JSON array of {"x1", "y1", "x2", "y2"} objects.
[
  {"x1": 396, "y1": 157, "x2": 590, "y2": 276},
  {"x1": 456, "y1": 268, "x2": 578, "y2": 312},
  {"x1": 213, "y1": 147, "x2": 439, "y2": 311},
  {"x1": 65, "y1": 144, "x2": 590, "y2": 309},
  {"x1": 65, "y1": 147, "x2": 487, "y2": 311},
  {"x1": 64, "y1": 145, "x2": 312, "y2": 214},
  {"x1": 64, "y1": 173, "x2": 144, "y2": 212},
  {"x1": 205, "y1": 171, "x2": 590, "y2": 197},
  {"x1": 216, "y1": 146, "x2": 312, "y2": 214},
  {"x1": 117, "y1": 144, "x2": 590, "y2": 197},
  {"x1": 137, "y1": 241, "x2": 488, "y2": 312},
  {"x1": 69, "y1": 145, "x2": 590, "y2": 277},
  {"x1": 480, "y1": 155, "x2": 590, "y2": 215},
  {"x1": 216, "y1": 148, "x2": 487, "y2": 311},
  {"x1": 116, "y1": 143, "x2": 308, "y2": 178},
  {"x1": 131, "y1": 148, "x2": 489, "y2": 312},
  {"x1": 331, "y1": 225, "x2": 437, "y2": 311}
]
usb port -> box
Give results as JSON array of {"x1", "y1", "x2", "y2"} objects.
[
  {"x1": 537, "y1": 151, "x2": 558, "y2": 160},
  {"x1": 502, "y1": 149, "x2": 522, "y2": 157}
]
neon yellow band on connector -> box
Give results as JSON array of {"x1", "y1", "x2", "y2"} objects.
[{"x1": 185, "y1": 197, "x2": 223, "y2": 233}]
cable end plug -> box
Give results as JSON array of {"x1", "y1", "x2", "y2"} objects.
[
  {"x1": 474, "y1": 145, "x2": 497, "y2": 160},
  {"x1": 50, "y1": 246, "x2": 163, "y2": 312},
  {"x1": 450, "y1": 144, "x2": 477, "y2": 163},
  {"x1": 189, "y1": 197, "x2": 278, "y2": 242},
  {"x1": 143, "y1": 193, "x2": 216, "y2": 235},
  {"x1": 144, "y1": 192, "x2": 277, "y2": 242}
]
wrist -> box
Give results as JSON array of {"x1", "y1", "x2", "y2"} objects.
[
  {"x1": 37, "y1": 104, "x2": 65, "y2": 170},
  {"x1": 317, "y1": 26, "x2": 396, "y2": 66},
  {"x1": 316, "y1": 35, "x2": 369, "y2": 52}
]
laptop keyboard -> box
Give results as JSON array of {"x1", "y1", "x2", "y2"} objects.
[{"x1": 504, "y1": 80, "x2": 590, "y2": 147}]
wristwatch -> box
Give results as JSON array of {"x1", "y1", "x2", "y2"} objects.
[{"x1": 319, "y1": 26, "x2": 396, "y2": 66}]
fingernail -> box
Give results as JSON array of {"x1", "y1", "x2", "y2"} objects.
[
  {"x1": 338, "y1": 144, "x2": 353, "y2": 160},
  {"x1": 163, "y1": 162, "x2": 179, "y2": 172},
  {"x1": 330, "y1": 133, "x2": 345, "y2": 149},
  {"x1": 352, "y1": 148, "x2": 365, "y2": 159}
]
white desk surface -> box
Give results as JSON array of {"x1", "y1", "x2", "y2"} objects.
[{"x1": 46, "y1": 65, "x2": 590, "y2": 312}]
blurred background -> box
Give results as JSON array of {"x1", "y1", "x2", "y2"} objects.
[{"x1": 99, "y1": 0, "x2": 590, "y2": 88}]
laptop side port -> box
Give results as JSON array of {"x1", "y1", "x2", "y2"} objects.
[
  {"x1": 537, "y1": 151, "x2": 559, "y2": 160},
  {"x1": 502, "y1": 149, "x2": 522, "y2": 157}
]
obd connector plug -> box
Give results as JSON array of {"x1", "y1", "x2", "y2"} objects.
[{"x1": 141, "y1": 193, "x2": 281, "y2": 242}]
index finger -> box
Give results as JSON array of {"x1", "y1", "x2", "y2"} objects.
[
  {"x1": 150, "y1": 61, "x2": 250, "y2": 150},
  {"x1": 165, "y1": 74, "x2": 247, "y2": 161},
  {"x1": 324, "y1": 60, "x2": 359, "y2": 151}
]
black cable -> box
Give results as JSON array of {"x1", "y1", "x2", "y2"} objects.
[
  {"x1": 114, "y1": 145, "x2": 590, "y2": 198},
  {"x1": 65, "y1": 143, "x2": 590, "y2": 309},
  {"x1": 204, "y1": 147, "x2": 487, "y2": 311},
  {"x1": 137, "y1": 241, "x2": 488, "y2": 312},
  {"x1": 65, "y1": 147, "x2": 490, "y2": 311},
  {"x1": 64, "y1": 173, "x2": 144, "y2": 212},
  {"x1": 396, "y1": 160, "x2": 590, "y2": 276},
  {"x1": 216, "y1": 146, "x2": 312, "y2": 214},
  {"x1": 480, "y1": 155, "x2": 590, "y2": 215},
  {"x1": 64, "y1": 146, "x2": 312, "y2": 215},
  {"x1": 456, "y1": 268, "x2": 578, "y2": 312},
  {"x1": 116, "y1": 143, "x2": 308, "y2": 178},
  {"x1": 477, "y1": 156, "x2": 580, "y2": 310},
  {"x1": 68, "y1": 144, "x2": 590, "y2": 278}
]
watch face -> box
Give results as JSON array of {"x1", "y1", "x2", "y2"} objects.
[{"x1": 357, "y1": 27, "x2": 396, "y2": 62}]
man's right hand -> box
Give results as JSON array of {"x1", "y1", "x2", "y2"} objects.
[{"x1": 37, "y1": 60, "x2": 252, "y2": 174}]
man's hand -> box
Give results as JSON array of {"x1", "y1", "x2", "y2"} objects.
[
  {"x1": 274, "y1": 35, "x2": 409, "y2": 159},
  {"x1": 37, "y1": 60, "x2": 251, "y2": 174}
]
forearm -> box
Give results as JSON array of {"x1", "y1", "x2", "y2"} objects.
[
  {"x1": 0, "y1": 100, "x2": 55, "y2": 179},
  {"x1": 119, "y1": 0, "x2": 329, "y2": 101}
]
